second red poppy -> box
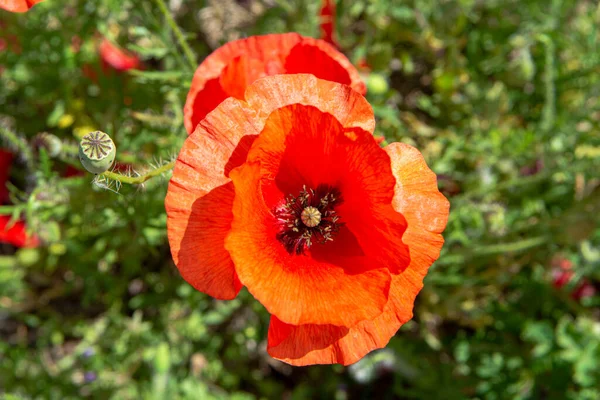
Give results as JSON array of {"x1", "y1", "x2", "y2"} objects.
[{"x1": 184, "y1": 33, "x2": 366, "y2": 134}]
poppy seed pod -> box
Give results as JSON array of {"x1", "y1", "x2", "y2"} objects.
[{"x1": 79, "y1": 131, "x2": 116, "y2": 174}]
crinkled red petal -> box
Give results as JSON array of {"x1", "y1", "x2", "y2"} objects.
[{"x1": 166, "y1": 98, "x2": 260, "y2": 299}]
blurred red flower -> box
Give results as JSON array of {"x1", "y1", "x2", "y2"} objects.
[
  {"x1": 0, "y1": 215, "x2": 38, "y2": 248},
  {"x1": 166, "y1": 74, "x2": 449, "y2": 366},
  {"x1": 99, "y1": 39, "x2": 142, "y2": 73},
  {"x1": 0, "y1": 149, "x2": 38, "y2": 248},
  {"x1": 63, "y1": 165, "x2": 84, "y2": 178},
  {"x1": 319, "y1": 0, "x2": 338, "y2": 48},
  {"x1": 552, "y1": 268, "x2": 574, "y2": 289},
  {"x1": 356, "y1": 57, "x2": 371, "y2": 72},
  {"x1": 0, "y1": 0, "x2": 44, "y2": 13},
  {"x1": 571, "y1": 282, "x2": 596, "y2": 300},
  {"x1": 551, "y1": 255, "x2": 596, "y2": 301},
  {"x1": 184, "y1": 33, "x2": 366, "y2": 134},
  {"x1": 0, "y1": 149, "x2": 14, "y2": 203}
]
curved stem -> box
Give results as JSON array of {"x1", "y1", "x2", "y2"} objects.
[
  {"x1": 154, "y1": 0, "x2": 197, "y2": 71},
  {"x1": 472, "y1": 235, "x2": 547, "y2": 255},
  {"x1": 0, "y1": 125, "x2": 34, "y2": 169},
  {"x1": 456, "y1": 171, "x2": 552, "y2": 201},
  {"x1": 99, "y1": 160, "x2": 176, "y2": 185},
  {"x1": 435, "y1": 236, "x2": 548, "y2": 267},
  {"x1": 537, "y1": 34, "x2": 555, "y2": 133},
  {"x1": 61, "y1": 141, "x2": 79, "y2": 157}
]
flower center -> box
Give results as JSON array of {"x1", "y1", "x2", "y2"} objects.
[
  {"x1": 274, "y1": 185, "x2": 343, "y2": 255},
  {"x1": 301, "y1": 206, "x2": 321, "y2": 227}
]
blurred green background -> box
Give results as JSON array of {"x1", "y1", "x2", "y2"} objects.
[{"x1": 1, "y1": 0, "x2": 599, "y2": 399}]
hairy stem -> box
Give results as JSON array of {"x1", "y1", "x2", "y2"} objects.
[
  {"x1": 154, "y1": 0, "x2": 197, "y2": 71},
  {"x1": 100, "y1": 160, "x2": 176, "y2": 185},
  {"x1": 0, "y1": 125, "x2": 34, "y2": 169}
]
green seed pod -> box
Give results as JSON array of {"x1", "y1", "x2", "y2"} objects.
[{"x1": 79, "y1": 131, "x2": 116, "y2": 174}]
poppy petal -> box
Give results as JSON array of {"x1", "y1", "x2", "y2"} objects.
[
  {"x1": 219, "y1": 55, "x2": 268, "y2": 100},
  {"x1": 385, "y1": 142, "x2": 449, "y2": 266},
  {"x1": 284, "y1": 37, "x2": 361, "y2": 91},
  {"x1": 267, "y1": 143, "x2": 449, "y2": 366},
  {"x1": 0, "y1": 0, "x2": 44, "y2": 13},
  {"x1": 99, "y1": 39, "x2": 142, "y2": 72},
  {"x1": 184, "y1": 33, "x2": 365, "y2": 133},
  {"x1": 244, "y1": 74, "x2": 373, "y2": 134},
  {"x1": 319, "y1": 0, "x2": 338, "y2": 48},
  {"x1": 0, "y1": 216, "x2": 38, "y2": 248},
  {"x1": 165, "y1": 98, "x2": 261, "y2": 300},
  {"x1": 226, "y1": 161, "x2": 392, "y2": 327},
  {"x1": 267, "y1": 316, "x2": 348, "y2": 358}
]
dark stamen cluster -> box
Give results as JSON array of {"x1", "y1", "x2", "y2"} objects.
[{"x1": 274, "y1": 184, "x2": 343, "y2": 255}]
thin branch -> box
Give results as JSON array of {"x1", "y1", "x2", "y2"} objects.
[{"x1": 537, "y1": 34, "x2": 556, "y2": 133}]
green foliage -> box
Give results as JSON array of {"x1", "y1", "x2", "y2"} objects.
[{"x1": 1, "y1": 0, "x2": 599, "y2": 399}]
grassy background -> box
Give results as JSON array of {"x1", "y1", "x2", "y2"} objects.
[{"x1": 1, "y1": 0, "x2": 599, "y2": 398}]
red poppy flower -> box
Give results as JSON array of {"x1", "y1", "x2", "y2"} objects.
[
  {"x1": 550, "y1": 255, "x2": 597, "y2": 301},
  {"x1": 0, "y1": 149, "x2": 14, "y2": 203},
  {"x1": 0, "y1": 215, "x2": 38, "y2": 248},
  {"x1": 319, "y1": 0, "x2": 338, "y2": 48},
  {"x1": 99, "y1": 39, "x2": 142, "y2": 73},
  {"x1": 63, "y1": 165, "x2": 84, "y2": 178},
  {"x1": 166, "y1": 74, "x2": 449, "y2": 366},
  {"x1": 183, "y1": 33, "x2": 366, "y2": 134},
  {"x1": 552, "y1": 269, "x2": 573, "y2": 289},
  {"x1": 571, "y1": 282, "x2": 596, "y2": 300},
  {"x1": 0, "y1": 149, "x2": 38, "y2": 248},
  {"x1": 0, "y1": 0, "x2": 44, "y2": 13},
  {"x1": 551, "y1": 255, "x2": 573, "y2": 289}
]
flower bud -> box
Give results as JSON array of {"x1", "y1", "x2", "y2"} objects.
[
  {"x1": 33, "y1": 132, "x2": 63, "y2": 158},
  {"x1": 79, "y1": 131, "x2": 116, "y2": 174},
  {"x1": 16, "y1": 248, "x2": 40, "y2": 267},
  {"x1": 367, "y1": 73, "x2": 389, "y2": 95}
]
